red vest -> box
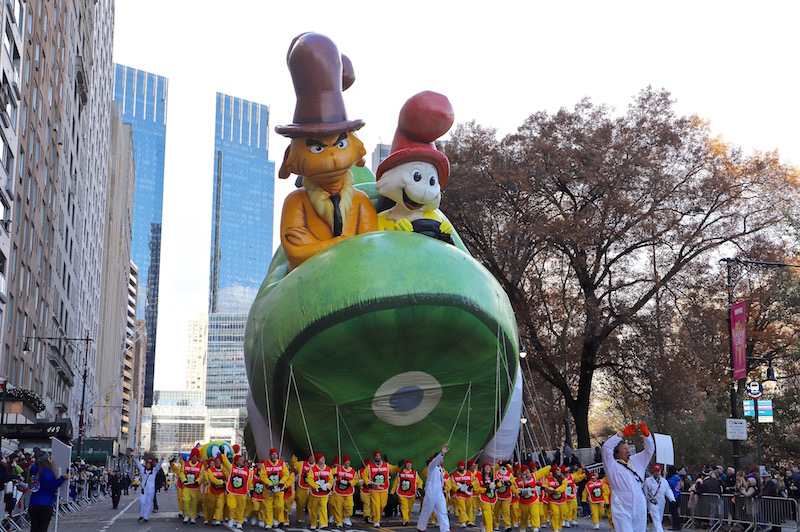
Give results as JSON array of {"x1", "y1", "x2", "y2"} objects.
[
  {"x1": 360, "y1": 468, "x2": 370, "y2": 493},
  {"x1": 208, "y1": 467, "x2": 226, "y2": 495},
  {"x1": 297, "y1": 461, "x2": 314, "y2": 489},
  {"x1": 264, "y1": 461, "x2": 285, "y2": 492},
  {"x1": 476, "y1": 471, "x2": 497, "y2": 504},
  {"x1": 182, "y1": 462, "x2": 203, "y2": 490},
  {"x1": 368, "y1": 462, "x2": 390, "y2": 492},
  {"x1": 546, "y1": 476, "x2": 565, "y2": 504},
  {"x1": 396, "y1": 469, "x2": 418, "y2": 498},
  {"x1": 516, "y1": 477, "x2": 538, "y2": 504},
  {"x1": 251, "y1": 472, "x2": 267, "y2": 501},
  {"x1": 586, "y1": 480, "x2": 605, "y2": 504},
  {"x1": 565, "y1": 475, "x2": 577, "y2": 500},
  {"x1": 452, "y1": 471, "x2": 473, "y2": 499},
  {"x1": 496, "y1": 469, "x2": 514, "y2": 500},
  {"x1": 309, "y1": 465, "x2": 331, "y2": 497},
  {"x1": 333, "y1": 467, "x2": 357, "y2": 496},
  {"x1": 226, "y1": 465, "x2": 250, "y2": 496}
]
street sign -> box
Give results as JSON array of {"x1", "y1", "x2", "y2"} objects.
[
  {"x1": 746, "y1": 381, "x2": 763, "y2": 399},
  {"x1": 726, "y1": 418, "x2": 748, "y2": 440},
  {"x1": 743, "y1": 399, "x2": 755, "y2": 417},
  {"x1": 758, "y1": 399, "x2": 774, "y2": 423}
]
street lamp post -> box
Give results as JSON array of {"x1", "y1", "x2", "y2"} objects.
[
  {"x1": 24, "y1": 331, "x2": 94, "y2": 460},
  {"x1": 720, "y1": 258, "x2": 800, "y2": 471}
]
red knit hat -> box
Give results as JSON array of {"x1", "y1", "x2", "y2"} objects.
[
  {"x1": 373, "y1": 450, "x2": 381, "y2": 457},
  {"x1": 376, "y1": 91, "x2": 454, "y2": 186},
  {"x1": 343, "y1": 455, "x2": 350, "y2": 462},
  {"x1": 653, "y1": 465, "x2": 661, "y2": 471},
  {"x1": 467, "y1": 460, "x2": 475, "y2": 468},
  {"x1": 521, "y1": 465, "x2": 530, "y2": 472},
  {"x1": 269, "y1": 448, "x2": 278, "y2": 456},
  {"x1": 190, "y1": 448, "x2": 200, "y2": 458},
  {"x1": 458, "y1": 461, "x2": 466, "y2": 468},
  {"x1": 315, "y1": 453, "x2": 325, "y2": 462}
]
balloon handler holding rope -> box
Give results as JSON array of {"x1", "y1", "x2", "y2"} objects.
[{"x1": 244, "y1": 32, "x2": 524, "y2": 474}]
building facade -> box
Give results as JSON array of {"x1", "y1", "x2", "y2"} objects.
[
  {"x1": 94, "y1": 101, "x2": 135, "y2": 441},
  {"x1": 5, "y1": 0, "x2": 113, "y2": 446},
  {"x1": 111, "y1": 64, "x2": 168, "y2": 407},
  {"x1": 186, "y1": 314, "x2": 207, "y2": 393},
  {"x1": 206, "y1": 93, "x2": 274, "y2": 441},
  {"x1": 371, "y1": 143, "x2": 390, "y2": 175},
  {"x1": 149, "y1": 390, "x2": 205, "y2": 455}
]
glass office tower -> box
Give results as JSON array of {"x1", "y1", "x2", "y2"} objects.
[
  {"x1": 112, "y1": 64, "x2": 168, "y2": 406},
  {"x1": 206, "y1": 93, "x2": 274, "y2": 411}
]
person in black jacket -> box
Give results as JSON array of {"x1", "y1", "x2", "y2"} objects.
[{"x1": 109, "y1": 470, "x2": 123, "y2": 509}]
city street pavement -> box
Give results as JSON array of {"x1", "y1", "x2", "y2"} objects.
[{"x1": 53, "y1": 492, "x2": 692, "y2": 532}]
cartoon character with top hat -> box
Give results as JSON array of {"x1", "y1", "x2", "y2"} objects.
[{"x1": 276, "y1": 32, "x2": 378, "y2": 271}]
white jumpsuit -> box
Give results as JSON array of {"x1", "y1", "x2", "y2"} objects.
[
  {"x1": 601, "y1": 433, "x2": 654, "y2": 532},
  {"x1": 416, "y1": 452, "x2": 450, "y2": 532},
  {"x1": 643, "y1": 475, "x2": 675, "y2": 532},
  {"x1": 135, "y1": 458, "x2": 164, "y2": 520}
]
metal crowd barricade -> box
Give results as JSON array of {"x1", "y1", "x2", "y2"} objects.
[
  {"x1": 719, "y1": 493, "x2": 799, "y2": 532},
  {"x1": 679, "y1": 492, "x2": 723, "y2": 530}
]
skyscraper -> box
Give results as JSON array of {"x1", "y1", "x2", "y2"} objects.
[
  {"x1": 206, "y1": 93, "x2": 274, "y2": 413},
  {"x1": 112, "y1": 64, "x2": 168, "y2": 407}
]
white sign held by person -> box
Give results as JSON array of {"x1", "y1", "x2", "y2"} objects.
[
  {"x1": 51, "y1": 437, "x2": 72, "y2": 499},
  {"x1": 653, "y1": 433, "x2": 674, "y2": 466}
]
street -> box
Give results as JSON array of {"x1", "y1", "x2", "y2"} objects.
[{"x1": 51, "y1": 490, "x2": 692, "y2": 532}]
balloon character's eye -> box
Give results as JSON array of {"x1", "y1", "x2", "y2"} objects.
[
  {"x1": 413, "y1": 170, "x2": 422, "y2": 182},
  {"x1": 310, "y1": 145, "x2": 324, "y2": 154},
  {"x1": 429, "y1": 175, "x2": 437, "y2": 186},
  {"x1": 336, "y1": 139, "x2": 349, "y2": 149},
  {"x1": 208, "y1": 444, "x2": 221, "y2": 458}
]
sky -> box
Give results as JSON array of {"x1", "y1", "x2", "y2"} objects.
[{"x1": 111, "y1": 1, "x2": 800, "y2": 390}]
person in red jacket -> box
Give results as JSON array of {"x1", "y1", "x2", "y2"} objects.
[
  {"x1": 391, "y1": 459, "x2": 423, "y2": 526},
  {"x1": 473, "y1": 463, "x2": 497, "y2": 532},
  {"x1": 450, "y1": 460, "x2": 474, "y2": 528},
  {"x1": 362, "y1": 450, "x2": 399, "y2": 527}
]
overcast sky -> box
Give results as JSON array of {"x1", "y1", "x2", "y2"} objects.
[{"x1": 112, "y1": 0, "x2": 800, "y2": 390}]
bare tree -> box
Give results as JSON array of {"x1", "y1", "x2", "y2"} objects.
[{"x1": 443, "y1": 87, "x2": 799, "y2": 447}]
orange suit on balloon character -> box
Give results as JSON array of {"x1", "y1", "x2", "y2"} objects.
[{"x1": 276, "y1": 33, "x2": 377, "y2": 271}]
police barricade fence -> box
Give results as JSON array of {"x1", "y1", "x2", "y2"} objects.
[
  {"x1": 720, "y1": 493, "x2": 799, "y2": 532},
  {"x1": 679, "y1": 492, "x2": 724, "y2": 530}
]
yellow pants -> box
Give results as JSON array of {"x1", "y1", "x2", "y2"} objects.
[
  {"x1": 607, "y1": 505, "x2": 613, "y2": 529},
  {"x1": 565, "y1": 498, "x2": 577, "y2": 522},
  {"x1": 479, "y1": 501, "x2": 495, "y2": 531},
  {"x1": 589, "y1": 502, "x2": 604, "y2": 525},
  {"x1": 360, "y1": 491, "x2": 372, "y2": 522},
  {"x1": 467, "y1": 497, "x2": 477, "y2": 524},
  {"x1": 308, "y1": 495, "x2": 329, "y2": 528},
  {"x1": 246, "y1": 498, "x2": 267, "y2": 523},
  {"x1": 494, "y1": 498, "x2": 512, "y2": 529},
  {"x1": 182, "y1": 488, "x2": 202, "y2": 519},
  {"x1": 295, "y1": 488, "x2": 310, "y2": 523},
  {"x1": 398, "y1": 495, "x2": 416, "y2": 523},
  {"x1": 370, "y1": 490, "x2": 389, "y2": 523},
  {"x1": 282, "y1": 493, "x2": 295, "y2": 524},
  {"x1": 226, "y1": 493, "x2": 247, "y2": 524},
  {"x1": 177, "y1": 487, "x2": 184, "y2": 514},
  {"x1": 204, "y1": 491, "x2": 226, "y2": 523},
  {"x1": 266, "y1": 492, "x2": 283, "y2": 525},
  {"x1": 520, "y1": 503, "x2": 540, "y2": 530},
  {"x1": 454, "y1": 497, "x2": 468, "y2": 525},
  {"x1": 332, "y1": 493, "x2": 355, "y2": 525},
  {"x1": 512, "y1": 501, "x2": 520, "y2": 526},
  {"x1": 548, "y1": 503, "x2": 564, "y2": 531}
]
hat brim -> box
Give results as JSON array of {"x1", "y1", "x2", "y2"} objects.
[
  {"x1": 376, "y1": 147, "x2": 450, "y2": 186},
  {"x1": 276, "y1": 119, "x2": 364, "y2": 138}
]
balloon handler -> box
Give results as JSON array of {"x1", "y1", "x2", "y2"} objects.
[
  {"x1": 601, "y1": 422, "x2": 655, "y2": 532},
  {"x1": 416, "y1": 445, "x2": 451, "y2": 532}
]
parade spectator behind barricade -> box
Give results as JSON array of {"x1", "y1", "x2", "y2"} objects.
[
  {"x1": 700, "y1": 469, "x2": 723, "y2": 527},
  {"x1": 563, "y1": 443, "x2": 573, "y2": 467},
  {"x1": 1, "y1": 455, "x2": 23, "y2": 518},
  {"x1": 784, "y1": 468, "x2": 800, "y2": 501},
  {"x1": 737, "y1": 472, "x2": 759, "y2": 521},
  {"x1": 724, "y1": 467, "x2": 737, "y2": 494},
  {"x1": 593, "y1": 446, "x2": 602, "y2": 465},
  {"x1": 678, "y1": 468, "x2": 692, "y2": 492},
  {"x1": 28, "y1": 446, "x2": 70, "y2": 532},
  {"x1": 760, "y1": 470, "x2": 778, "y2": 497},
  {"x1": 539, "y1": 449, "x2": 550, "y2": 467},
  {"x1": 666, "y1": 466, "x2": 682, "y2": 531}
]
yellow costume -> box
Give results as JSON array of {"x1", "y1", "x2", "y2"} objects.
[
  {"x1": 331, "y1": 461, "x2": 360, "y2": 526},
  {"x1": 290, "y1": 454, "x2": 316, "y2": 525}
]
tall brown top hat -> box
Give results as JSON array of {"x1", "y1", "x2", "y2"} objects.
[{"x1": 276, "y1": 32, "x2": 364, "y2": 138}]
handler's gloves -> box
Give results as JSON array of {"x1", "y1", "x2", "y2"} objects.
[
  {"x1": 638, "y1": 422, "x2": 650, "y2": 437},
  {"x1": 621, "y1": 423, "x2": 637, "y2": 437}
]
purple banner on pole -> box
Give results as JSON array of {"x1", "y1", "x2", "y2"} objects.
[{"x1": 731, "y1": 301, "x2": 747, "y2": 380}]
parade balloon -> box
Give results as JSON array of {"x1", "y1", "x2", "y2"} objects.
[{"x1": 244, "y1": 176, "x2": 521, "y2": 468}]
